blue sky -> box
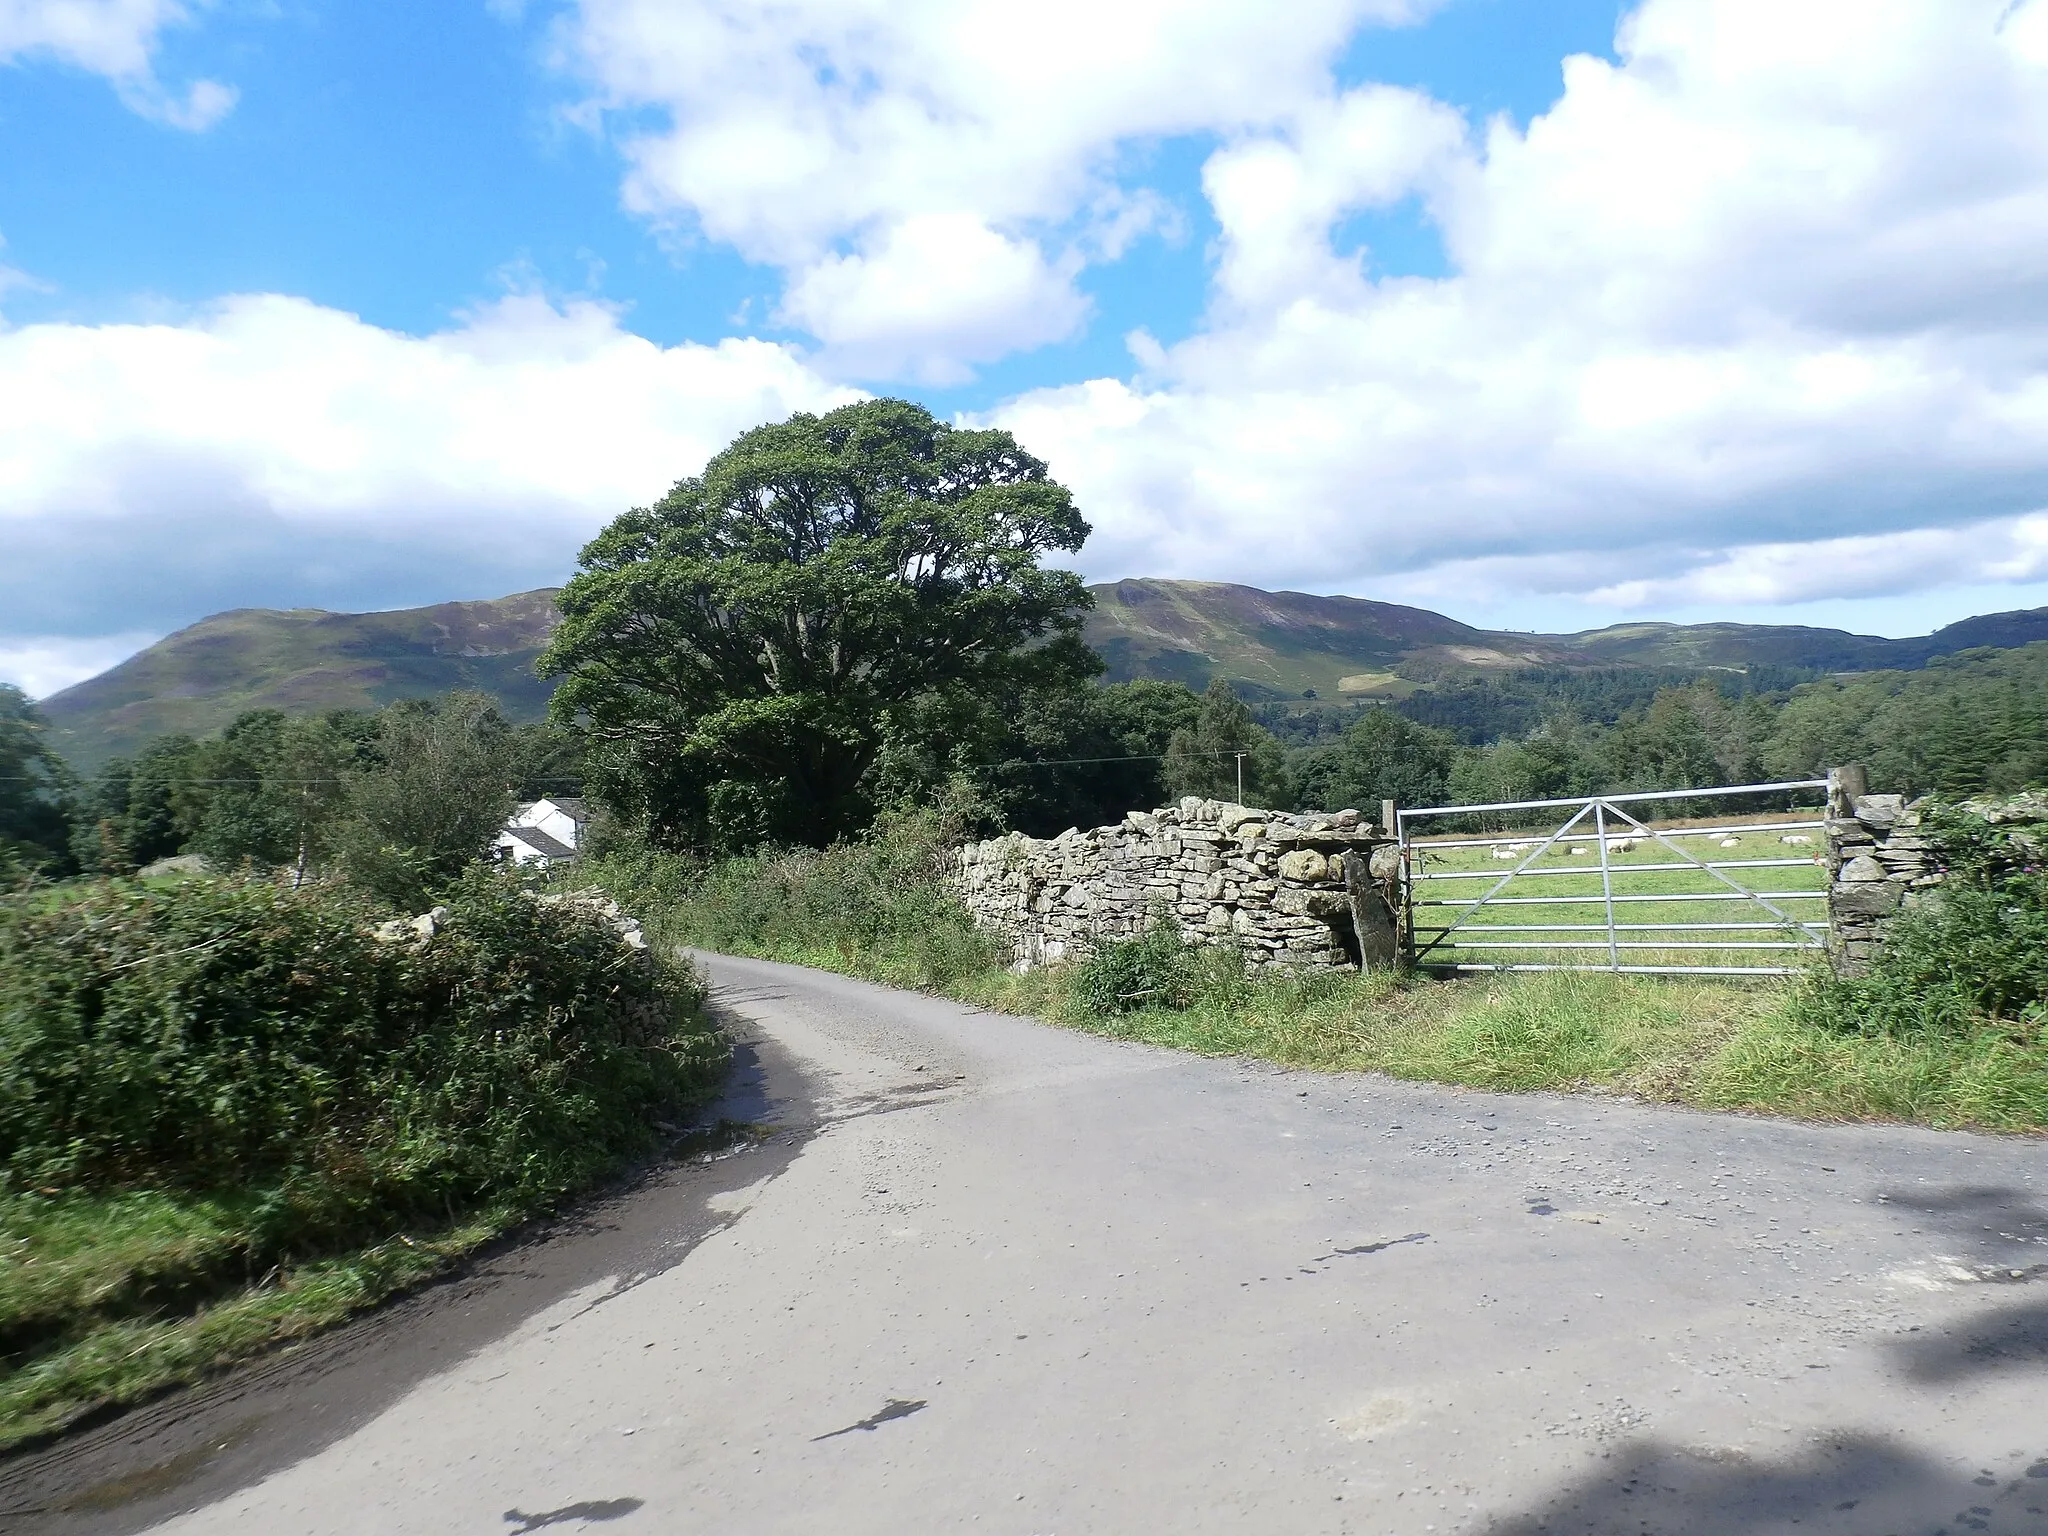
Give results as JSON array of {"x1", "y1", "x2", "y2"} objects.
[
  {"x1": 5, "y1": 0, "x2": 2048, "y2": 694},
  {"x1": 2, "y1": 0, "x2": 1620, "y2": 409}
]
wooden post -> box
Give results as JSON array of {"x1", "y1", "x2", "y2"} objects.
[{"x1": 1381, "y1": 799, "x2": 1397, "y2": 837}]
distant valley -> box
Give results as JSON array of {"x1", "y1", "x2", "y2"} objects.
[{"x1": 40, "y1": 578, "x2": 2048, "y2": 767}]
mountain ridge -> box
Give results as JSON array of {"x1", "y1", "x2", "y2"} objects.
[{"x1": 38, "y1": 579, "x2": 2048, "y2": 768}]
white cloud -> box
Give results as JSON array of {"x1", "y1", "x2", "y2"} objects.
[
  {"x1": 557, "y1": 0, "x2": 1430, "y2": 379},
  {"x1": 777, "y1": 214, "x2": 1089, "y2": 385},
  {"x1": 0, "y1": 0, "x2": 236, "y2": 128},
  {"x1": 0, "y1": 293, "x2": 858, "y2": 642},
  {"x1": 1584, "y1": 511, "x2": 2048, "y2": 611},
  {"x1": 0, "y1": 632, "x2": 161, "y2": 699},
  {"x1": 992, "y1": 0, "x2": 2048, "y2": 619}
]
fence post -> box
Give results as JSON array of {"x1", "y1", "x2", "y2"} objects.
[{"x1": 1826, "y1": 765, "x2": 1870, "y2": 977}]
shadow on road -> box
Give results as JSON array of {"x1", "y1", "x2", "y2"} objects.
[
  {"x1": 0, "y1": 1020, "x2": 817, "y2": 1536},
  {"x1": 1485, "y1": 1431, "x2": 2048, "y2": 1535},
  {"x1": 1872, "y1": 1183, "x2": 2048, "y2": 1386}
]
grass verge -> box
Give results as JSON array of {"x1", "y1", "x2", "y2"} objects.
[{"x1": 588, "y1": 810, "x2": 2048, "y2": 1138}]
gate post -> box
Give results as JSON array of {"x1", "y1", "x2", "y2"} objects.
[{"x1": 1342, "y1": 850, "x2": 1400, "y2": 971}]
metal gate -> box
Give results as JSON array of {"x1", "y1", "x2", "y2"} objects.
[{"x1": 1398, "y1": 779, "x2": 1830, "y2": 976}]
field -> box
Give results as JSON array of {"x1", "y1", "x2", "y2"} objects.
[{"x1": 1405, "y1": 798, "x2": 1831, "y2": 975}]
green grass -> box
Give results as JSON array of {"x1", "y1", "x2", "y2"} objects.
[
  {"x1": 942, "y1": 965, "x2": 2048, "y2": 1134},
  {"x1": 600, "y1": 819, "x2": 2048, "y2": 1141},
  {"x1": 0, "y1": 1188, "x2": 502, "y2": 1449}
]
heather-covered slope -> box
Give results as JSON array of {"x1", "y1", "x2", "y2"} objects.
[
  {"x1": 1083, "y1": 579, "x2": 2048, "y2": 697},
  {"x1": 42, "y1": 591, "x2": 562, "y2": 768}
]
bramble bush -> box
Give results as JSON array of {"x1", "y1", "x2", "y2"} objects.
[{"x1": 0, "y1": 869, "x2": 725, "y2": 1229}]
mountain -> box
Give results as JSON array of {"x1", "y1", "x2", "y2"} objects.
[
  {"x1": 42, "y1": 591, "x2": 562, "y2": 769},
  {"x1": 39, "y1": 579, "x2": 2048, "y2": 769},
  {"x1": 1084, "y1": 579, "x2": 2048, "y2": 695}
]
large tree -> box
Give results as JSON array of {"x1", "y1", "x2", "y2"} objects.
[{"x1": 541, "y1": 399, "x2": 1097, "y2": 848}]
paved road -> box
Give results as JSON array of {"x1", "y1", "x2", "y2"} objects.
[{"x1": 9, "y1": 953, "x2": 2048, "y2": 1535}]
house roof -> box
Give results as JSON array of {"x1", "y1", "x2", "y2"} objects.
[
  {"x1": 500, "y1": 825, "x2": 577, "y2": 860},
  {"x1": 538, "y1": 795, "x2": 590, "y2": 821}
]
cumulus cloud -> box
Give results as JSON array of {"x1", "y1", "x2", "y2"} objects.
[
  {"x1": 558, "y1": 0, "x2": 1429, "y2": 380},
  {"x1": 777, "y1": 215, "x2": 1090, "y2": 385},
  {"x1": 994, "y1": 0, "x2": 2048, "y2": 618},
  {"x1": 0, "y1": 0, "x2": 236, "y2": 128},
  {"x1": 0, "y1": 293, "x2": 857, "y2": 672}
]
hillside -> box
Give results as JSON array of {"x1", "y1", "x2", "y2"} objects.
[
  {"x1": 39, "y1": 578, "x2": 2048, "y2": 767},
  {"x1": 1083, "y1": 579, "x2": 2048, "y2": 696},
  {"x1": 42, "y1": 591, "x2": 562, "y2": 768}
]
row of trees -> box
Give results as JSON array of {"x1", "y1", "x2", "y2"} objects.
[
  {"x1": 8, "y1": 398, "x2": 2048, "y2": 885},
  {"x1": 2, "y1": 691, "x2": 582, "y2": 907}
]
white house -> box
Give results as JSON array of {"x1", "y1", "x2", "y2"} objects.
[{"x1": 495, "y1": 796, "x2": 591, "y2": 867}]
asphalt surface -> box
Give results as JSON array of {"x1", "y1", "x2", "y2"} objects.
[{"x1": 7, "y1": 951, "x2": 2048, "y2": 1534}]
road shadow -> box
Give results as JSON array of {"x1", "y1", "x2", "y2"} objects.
[
  {"x1": 1872, "y1": 1183, "x2": 2048, "y2": 1387},
  {"x1": 1485, "y1": 1431, "x2": 2048, "y2": 1535}
]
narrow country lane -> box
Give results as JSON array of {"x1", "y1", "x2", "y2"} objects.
[{"x1": 9, "y1": 952, "x2": 2048, "y2": 1535}]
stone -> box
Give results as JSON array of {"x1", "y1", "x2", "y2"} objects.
[
  {"x1": 1368, "y1": 845, "x2": 1403, "y2": 880},
  {"x1": 1278, "y1": 849, "x2": 1330, "y2": 882},
  {"x1": 1839, "y1": 854, "x2": 1887, "y2": 883},
  {"x1": 1851, "y1": 794, "x2": 1906, "y2": 829},
  {"x1": 1832, "y1": 879, "x2": 1904, "y2": 916},
  {"x1": 959, "y1": 797, "x2": 1396, "y2": 975}
]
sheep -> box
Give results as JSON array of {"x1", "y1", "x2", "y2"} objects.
[
  {"x1": 1780, "y1": 834, "x2": 1813, "y2": 845},
  {"x1": 1718, "y1": 836, "x2": 1742, "y2": 849}
]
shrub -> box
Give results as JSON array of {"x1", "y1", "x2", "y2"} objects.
[
  {"x1": 1792, "y1": 807, "x2": 2048, "y2": 1039},
  {"x1": 0, "y1": 869, "x2": 725, "y2": 1230},
  {"x1": 591, "y1": 801, "x2": 1003, "y2": 992},
  {"x1": 1067, "y1": 919, "x2": 1205, "y2": 1015}
]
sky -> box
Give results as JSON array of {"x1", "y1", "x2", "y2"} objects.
[{"x1": 6, "y1": 0, "x2": 2048, "y2": 697}]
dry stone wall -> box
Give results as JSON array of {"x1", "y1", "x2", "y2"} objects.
[
  {"x1": 958, "y1": 798, "x2": 1401, "y2": 974},
  {"x1": 1826, "y1": 767, "x2": 2048, "y2": 975}
]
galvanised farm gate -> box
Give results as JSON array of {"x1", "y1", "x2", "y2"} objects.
[{"x1": 1397, "y1": 779, "x2": 1831, "y2": 977}]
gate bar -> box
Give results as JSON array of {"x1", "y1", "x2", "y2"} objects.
[{"x1": 1400, "y1": 779, "x2": 1828, "y2": 819}]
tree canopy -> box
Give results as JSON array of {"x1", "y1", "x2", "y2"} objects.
[{"x1": 541, "y1": 399, "x2": 1097, "y2": 848}]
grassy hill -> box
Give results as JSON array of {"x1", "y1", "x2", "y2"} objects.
[
  {"x1": 40, "y1": 579, "x2": 2048, "y2": 768},
  {"x1": 42, "y1": 591, "x2": 562, "y2": 769},
  {"x1": 1084, "y1": 579, "x2": 2048, "y2": 696}
]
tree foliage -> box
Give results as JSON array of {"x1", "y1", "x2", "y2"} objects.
[
  {"x1": 1294, "y1": 706, "x2": 1458, "y2": 814},
  {"x1": 330, "y1": 693, "x2": 519, "y2": 908},
  {"x1": 1163, "y1": 678, "x2": 1290, "y2": 806},
  {"x1": 0, "y1": 686, "x2": 73, "y2": 877},
  {"x1": 541, "y1": 399, "x2": 1097, "y2": 850}
]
